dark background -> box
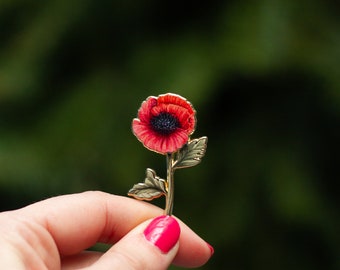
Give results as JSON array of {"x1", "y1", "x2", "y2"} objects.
[{"x1": 0, "y1": 0, "x2": 339, "y2": 269}]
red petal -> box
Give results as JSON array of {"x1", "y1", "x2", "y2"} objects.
[
  {"x1": 158, "y1": 93, "x2": 195, "y2": 115},
  {"x1": 145, "y1": 134, "x2": 164, "y2": 153},
  {"x1": 164, "y1": 130, "x2": 188, "y2": 153},
  {"x1": 137, "y1": 96, "x2": 157, "y2": 123},
  {"x1": 132, "y1": 119, "x2": 153, "y2": 144}
]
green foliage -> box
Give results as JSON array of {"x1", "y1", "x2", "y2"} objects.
[{"x1": 1, "y1": 0, "x2": 339, "y2": 269}]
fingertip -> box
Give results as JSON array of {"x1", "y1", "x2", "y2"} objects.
[
  {"x1": 143, "y1": 215, "x2": 180, "y2": 253},
  {"x1": 94, "y1": 216, "x2": 180, "y2": 270},
  {"x1": 206, "y1": 242, "x2": 215, "y2": 256},
  {"x1": 172, "y1": 220, "x2": 214, "y2": 268}
]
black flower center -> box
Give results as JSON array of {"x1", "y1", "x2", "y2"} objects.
[{"x1": 150, "y1": 112, "x2": 180, "y2": 135}]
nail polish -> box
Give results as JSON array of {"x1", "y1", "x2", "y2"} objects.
[
  {"x1": 144, "y1": 215, "x2": 180, "y2": 253},
  {"x1": 206, "y1": 242, "x2": 214, "y2": 256}
]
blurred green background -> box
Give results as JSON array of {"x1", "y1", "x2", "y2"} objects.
[{"x1": 0, "y1": 0, "x2": 339, "y2": 269}]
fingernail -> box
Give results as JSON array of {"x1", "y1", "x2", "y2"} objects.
[
  {"x1": 206, "y1": 242, "x2": 215, "y2": 256},
  {"x1": 144, "y1": 215, "x2": 180, "y2": 253}
]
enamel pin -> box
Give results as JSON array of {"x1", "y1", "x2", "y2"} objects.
[{"x1": 128, "y1": 93, "x2": 207, "y2": 216}]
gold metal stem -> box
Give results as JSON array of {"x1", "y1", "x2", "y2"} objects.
[{"x1": 165, "y1": 153, "x2": 175, "y2": 215}]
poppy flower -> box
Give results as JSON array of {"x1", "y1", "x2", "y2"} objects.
[{"x1": 132, "y1": 93, "x2": 196, "y2": 154}]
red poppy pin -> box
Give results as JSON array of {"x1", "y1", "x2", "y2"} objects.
[{"x1": 128, "y1": 93, "x2": 208, "y2": 215}]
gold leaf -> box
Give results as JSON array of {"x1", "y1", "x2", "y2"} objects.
[
  {"x1": 128, "y1": 168, "x2": 167, "y2": 201},
  {"x1": 173, "y1": 136, "x2": 208, "y2": 169}
]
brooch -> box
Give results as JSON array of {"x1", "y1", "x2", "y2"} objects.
[{"x1": 128, "y1": 93, "x2": 207, "y2": 216}]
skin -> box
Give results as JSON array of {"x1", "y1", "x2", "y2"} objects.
[{"x1": 0, "y1": 191, "x2": 212, "y2": 270}]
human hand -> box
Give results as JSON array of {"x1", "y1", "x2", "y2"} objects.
[{"x1": 0, "y1": 191, "x2": 213, "y2": 269}]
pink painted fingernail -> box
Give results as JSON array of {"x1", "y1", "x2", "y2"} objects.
[
  {"x1": 206, "y1": 242, "x2": 215, "y2": 256},
  {"x1": 144, "y1": 215, "x2": 180, "y2": 253}
]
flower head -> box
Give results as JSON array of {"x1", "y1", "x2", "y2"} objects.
[{"x1": 132, "y1": 93, "x2": 196, "y2": 154}]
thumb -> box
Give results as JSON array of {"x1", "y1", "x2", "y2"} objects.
[{"x1": 93, "y1": 215, "x2": 180, "y2": 270}]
